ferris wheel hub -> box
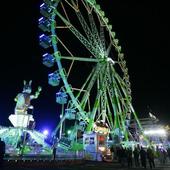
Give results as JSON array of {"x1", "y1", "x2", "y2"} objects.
[{"x1": 107, "y1": 58, "x2": 115, "y2": 65}]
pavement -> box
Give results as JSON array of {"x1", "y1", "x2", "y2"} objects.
[{"x1": 1, "y1": 159, "x2": 170, "y2": 170}]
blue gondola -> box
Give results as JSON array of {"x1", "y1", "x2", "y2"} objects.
[
  {"x1": 48, "y1": 71, "x2": 60, "y2": 86},
  {"x1": 39, "y1": 34, "x2": 51, "y2": 49},
  {"x1": 43, "y1": 0, "x2": 59, "y2": 6},
  {"x1": 38, "y1": 17, "x2": 51, "y2": 32},
  {"x1": 56, "y1": 92, "x2": 68, "y2": 104},
  {"x1": 42, "y1": 53, "x2": 55, "y2": 67},
  {"x1": 65, "y1": 109, "x2": 76, "y2": 120},
  {"x1": 40, "y1": 3, "x2": 53, "y2": 18}
]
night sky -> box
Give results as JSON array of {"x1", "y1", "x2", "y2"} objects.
[{"x1": 0, "y1": 1, "x2": 170, "y2": 132}]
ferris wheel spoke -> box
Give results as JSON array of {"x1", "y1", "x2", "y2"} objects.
[
  {"x1": 110, "y1": 77, "x2": 128, "y2": 140},
  {"x1": 69, "y1": 71, "x2": 94, "y2": 113},
  {"x1": 100, "y1": 70, "x2": 107, "y2": 122},
  {"x1": 86, "y1": 89, "x2": 101, "y2": 131},
  {"x1": 76, "y1": 11, "x2": 101, "y2": 54},
  {"x1": 68, "y1": 25, "x2": 100, "y2": 58},
  {"x1": 81, "y1": 0, "x2": 93, "y2": 13},
  {"x1": 89, "y1": 13, "x2": 102, "y2": 48},
  {"x1": 60, "y1": 56, "x2": 100, "y2": 62},
  {"x1": 115, "y1": 88, "x2": 131, "y2": 115},
  {"x1": 80, "y1": 64, "x2": 104, "y2": 109},
  {"x1": 95, "y1": 110, "x2": 103, "y2": 122},
  {"x1": 96, "y1": 78, "x2": 101, "y2": 118},
  {"x1": 64, "y1": 0, "x2": 78, "y2": 12},
  {"x1": 115, "y1": 75, "x2": 131, "y2": 104},
  {"x1": 76, "y1": 11, "x2": 92, "y2": 41},
  {"x1": 114, "y1": 81, "x2": 131, "y2": 114},
  {"x1": 109, "y1": 85, "x2": 122, "y2": 119},
  {"x1": 106, "y1": 73, "x2": 120, "y2": 129},
  {"x1": 110, "y1": 63, "x2": 130, "y2": 93},
  {"x1": 75, "y1": 67, "x2": 96, "y2": 100},
  {"x1": 60, "y1": 2, "x2": 72, "y2": 23},
  {"x1": 54, "y1": 10, "x2": 101, "y2": 58},
  {"x1": 57, "y1": 36, "x2": 74, "y2": 57},
  {"x1": 106, "y1": 98, "x2": 114, "y2": 130},
  {"x1": 109, "y1": 64, "x2": 131, "y2": 113},
  {"x1": 109, "y1": 64, "x2": 140, "y2": 138},
  {"x1": 100, "y1": 26, "x2": 107, "y2": 55},
  {"x1": 105, "y1": 112, "x2": 113, "y2": 131},
  {"x1": 56, "y1": 36, "x2": 76, "y2": 77},
  {"x1": 106, "y1": 42, "x2": 112, "y2": 56},
  {"x1": 86, "y1": 64, "x2": 108, "y2": 131},
  {"x1": 81, "y1": 63, "x2": 106, "y2": 122}
]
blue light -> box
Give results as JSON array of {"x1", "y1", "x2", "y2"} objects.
[
  {"x1": 43, "y1": 129, "x2": 49, "y2": 136},
  {"x1": 39, "y1": 34, "x2": 45, "y2": 38},
  {"x1": 43, "y1": 53, "x2": 48, "y2": 57},
  {"x1": 38, "y1": 17, "x2": 44, "y2": 22},
  {"x1": 40, "y1": 3, "x2": 45, "y2": 8}
]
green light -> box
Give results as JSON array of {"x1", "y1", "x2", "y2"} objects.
[{"x1": 67, "y1": 130, "x2": 71, "y2": 135}]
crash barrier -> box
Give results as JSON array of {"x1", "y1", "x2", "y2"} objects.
[
  {"x1": 4, "y1": 150, "x2": 85, "y2": 161},
  {"x1": 4, "y1": 159, "x2": 84, "y2": 168},
  {"x1": 4, "y1": 152, "x2": 85, "y2": 168}
]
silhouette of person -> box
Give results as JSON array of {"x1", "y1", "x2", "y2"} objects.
[
  {"x1": 133, "y1": 147, "x2": 140, "y2": 167},
  {"x1": 147, "y1": 147, "x2": 155, "y2": 169},
  {"x1": 0, "y1": 138, "x2": 5, "y2": 168},
  {"x1": 119, "y1": 146, "x2": 127, "y2": 167},
  {"x1": 53, "y1": 146, "x2": 57, "y2": 160},
  {"x1": 167, "y1": 147, "x2": 170, "y2": 160},
  {"x1": 127, "y1": 147, "x2": 133, "y2": 168},
  {"x1": 140, "y1": 147, "x2": 147, "y2": 168}
]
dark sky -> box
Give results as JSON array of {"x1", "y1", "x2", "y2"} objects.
[{"x1": 0, "y1": 1, "x2": 170, "y2": 131}]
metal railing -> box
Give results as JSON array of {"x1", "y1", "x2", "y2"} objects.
[{"x1": 4, "y1": 150, "x2": 85, "y2": 161}]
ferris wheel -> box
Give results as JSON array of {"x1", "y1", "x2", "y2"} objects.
[{"x1": 39, "y1": 0, "x2": 143, "y2": 145}]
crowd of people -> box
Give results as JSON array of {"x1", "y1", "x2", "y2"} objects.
[{"x1": 111, "y1": 144, "x2": 170, "y2": 169}]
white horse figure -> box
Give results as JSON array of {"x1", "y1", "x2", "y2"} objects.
[{"x1": 14, "y1": 80, "x2": 42, "y2": 115}]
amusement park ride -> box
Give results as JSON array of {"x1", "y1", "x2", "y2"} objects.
[
  {"x1": 0, "y1": 0, "x2": 146, "y2": 157},
  {"x1": 39, "y1": 0, "x2": 145, "y2": 151},
  {"x1": 0, "y1": 81, "x2": 51, "y2": 155}
]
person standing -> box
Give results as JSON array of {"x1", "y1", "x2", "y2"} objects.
[
  {"x1": 52, "y1": 146, "x2": 57, "y2": 160},
  {"x1": 0, "y1": 138, "x2": 6, "y2": 168},
  {"x1": 167, "y1": 147, "x2": 170, "y2": 161},
  {"x1": 133, "y1": 147, "x2": 140, "y2": 167},
  {"x1": 117, "y1": 146, "x2": 127, "y2": 167},
  {"x1": 162, "y1": 148, "x2": 168, "y2": 164},
  {"x1": 127, "y1": 147, "x2": 133, "y2": 168},
  {"x1": 140, "y1": 147, "x2": 147, "y2": 168},
  {"x1": 147, "y1": 147, "x2": 155, "y2": 169}
]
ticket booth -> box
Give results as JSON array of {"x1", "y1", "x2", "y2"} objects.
[{"x1": 83, "y1": 132, "x2": 107, "y2": 161}]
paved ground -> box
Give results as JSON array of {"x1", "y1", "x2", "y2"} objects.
[{"x1": 1, "y1": 159, "x2": 170, "y2": 170}]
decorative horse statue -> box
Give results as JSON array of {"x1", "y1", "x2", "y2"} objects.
[{"x1": 14, "y1": 80, "x2": 42, "y2": 115}]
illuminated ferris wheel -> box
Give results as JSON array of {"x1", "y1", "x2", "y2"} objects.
[{"x1": 39, "y1": 0, "x2": 143, "y2": 146}]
